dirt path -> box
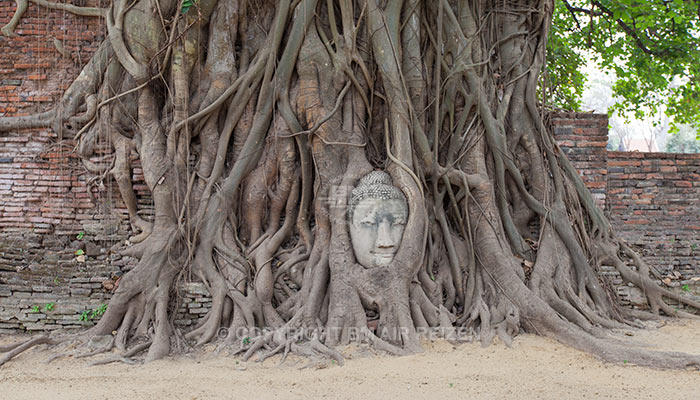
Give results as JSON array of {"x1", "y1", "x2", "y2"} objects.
[{"x1": 1, "y1": 320, "x2": 699, "y2": 399}]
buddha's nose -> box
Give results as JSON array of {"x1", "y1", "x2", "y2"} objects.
[{"x1": 375, "y1": 219, "x2": 395, "y2": 248}]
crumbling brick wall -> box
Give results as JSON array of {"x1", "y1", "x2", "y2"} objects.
[{"x1": 606, "y1": 151, "x2": 700, "y2": 301}]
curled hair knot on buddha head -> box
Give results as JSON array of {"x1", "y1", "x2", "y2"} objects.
[{"x1": 347, "y1": 171, "x2": 407, "y2": 222}]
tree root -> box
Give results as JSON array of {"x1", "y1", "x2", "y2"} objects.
[{"x1": 0, "y1": 336, "x2": 61, "y2": 367}]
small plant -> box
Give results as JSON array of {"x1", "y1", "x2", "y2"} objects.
[
  {"x1": 91, "y1": 303, "x2": 108, "y2": 319},
  {"x1": 43, "y1": 302, "x2": 55, "y2": 312},
  {"x1": 691, "y1": 243, "x2": 698, "y2": 251},
  {"x1": 30, "y1": 305, "x2": 40, "y2": 313},
  {"x1": 53, "y1": 276, "x2": 60, "y2": 284},
  {"x1": 681, "y1": 284, "x2": 691, "y2": 293},
  {"x1": 80, "y1": 304, "x2": 108, "y2": 322},
  {"x1": 76, "y1": 231, "x2": 84, "y2": 240},
  {"x1": 242, "y1": 336, "x2": 251, "y2": 345},
  {"x1": 75, "y1": 249, "x2": 84, "y2": 256}
]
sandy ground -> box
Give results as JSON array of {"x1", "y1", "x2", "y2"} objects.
[{"x1": 1, "y1": 320, "x2": 699, "y2": 399}]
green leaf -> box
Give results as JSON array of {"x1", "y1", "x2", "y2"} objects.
[
  {"x1": 43, "y1": 302, "x2": 55, "y2": 312},
  {"x1": 75, "y1": 249, "x2": 84, "y2": 256},
  {"x1": 181, "y1": 0, "x2": 194, "y2": 14},
  {"x1": 76, "y1": 231, "x2": 84, "y2": 240}
]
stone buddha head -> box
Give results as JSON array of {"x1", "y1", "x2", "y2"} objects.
[{"x1": 347, "y1": 171, "x2": 408, "y2": 268}]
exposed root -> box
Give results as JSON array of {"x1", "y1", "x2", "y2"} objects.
[
  {"x1": 0, "y1": 336, "x2": 61, "y2": 367},
  {"x1": 88, "y1": 356, "x2": 141, "y2": 367},
  {"x1": 76, "y1": 337, "x2": 116, "y2": 359}
]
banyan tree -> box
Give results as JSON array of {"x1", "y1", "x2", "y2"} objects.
[{"x1": 1, "y1": 0, "x2": 699, "y2": 368}]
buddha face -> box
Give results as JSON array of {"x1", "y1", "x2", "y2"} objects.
[{"x1": 349, "y1": 197, "x2": 408, "y2": 268}]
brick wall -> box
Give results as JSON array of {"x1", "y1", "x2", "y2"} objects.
[
  {"x1": 550, "y1": 116, "x2": 700, "y2": 307},
  {"x1": 0, "y1": 2, "x2": 133, "y2": 239},
  {"x1": 0, "y1": 2, "x2": 146, "y2": 333},
  {"x1": 1, "y1": 1, "x2": 104, "y2": 117},
  {"x1": 607, "y1": 152, "x2": 700, "y2": 293}
]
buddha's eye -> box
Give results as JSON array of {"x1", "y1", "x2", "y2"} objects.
[
  {"x1": 361, "y1": 220, "x2": 376, "y2": 227},
  {"x1": 392, "y1": 216, "x2": 406, "y2": 226}
]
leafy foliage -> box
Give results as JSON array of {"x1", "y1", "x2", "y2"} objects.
[
  {"x1": 543, "y1": 3, "x2": 586, "y2": 110},
  {"x1": 547, "y1": 0, "x2": 700, "y2": 129},
  {"x1": 665, "y1": 124, "x2": 700, "y2": 153}
]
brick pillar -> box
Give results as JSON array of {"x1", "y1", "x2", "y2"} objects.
[{"x1": 551, "y1": 112, "x2": 609, "y2": 209}]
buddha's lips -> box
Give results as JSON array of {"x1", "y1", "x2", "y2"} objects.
[{"x1": 372, "y1": 251, "x2": 396, "y2": 257}]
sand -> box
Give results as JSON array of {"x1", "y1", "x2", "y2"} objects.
[{"x1": 1, "y1": 320, "x2": 699, "y2": 399}]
